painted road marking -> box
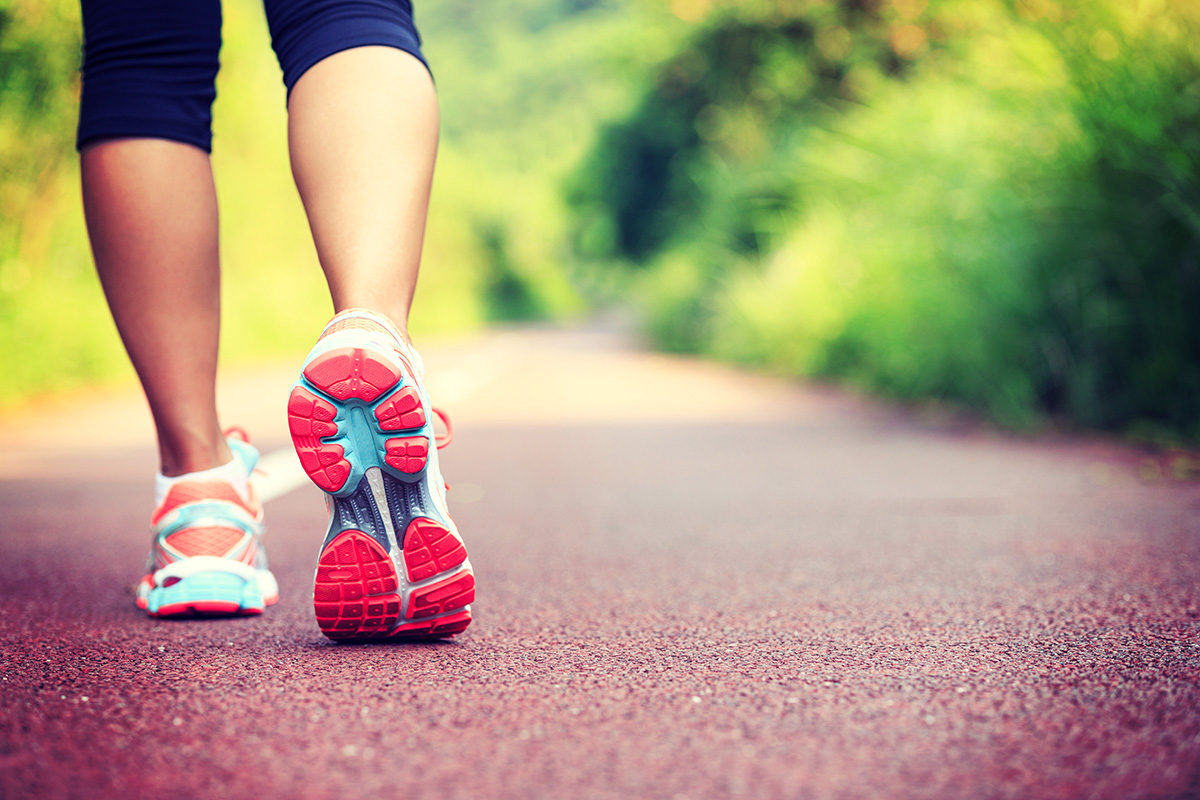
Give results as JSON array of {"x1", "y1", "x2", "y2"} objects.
[{"x1": 254, "y1": 447, "x2": 310, "y2": 503}]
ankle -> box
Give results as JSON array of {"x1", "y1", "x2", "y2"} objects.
[
  {"x1": 155, "y1": 450, "x2": 251, "y2": 507},
  {"x1": 158, "y1": 435, "x2": 233, "y2": 478}
]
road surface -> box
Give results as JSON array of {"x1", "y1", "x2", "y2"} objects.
[{"x1": 2, "y1": 322, "x2": 1198, "y2": 799}]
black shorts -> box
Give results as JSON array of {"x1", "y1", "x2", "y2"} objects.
[{"x1": 77, "y1": 0, "x2": 428, "y2": 153}]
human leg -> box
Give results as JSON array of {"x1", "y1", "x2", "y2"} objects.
[
  {"x1": 264, "y1": 0, "x2": 436, "y2": 336},
  {"x1": 82, "y1": 140, "x2": 230, "y2": 477},
  {"x1": 78, "y1": 0, "x2": 228, "y2": 477},
  {"x1": 78, "y1": 0, "x2": 276, "y2": 616},
  {"x1": 287, "y1": 46, "x2": 437, "y2": 336},
  {"x1": 266, "y1": 1, "x2": 473, "y2": 638}
]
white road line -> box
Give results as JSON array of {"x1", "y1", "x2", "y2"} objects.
[{"x1": 253, "y1": 447, "x2": 311, "y2": 503}]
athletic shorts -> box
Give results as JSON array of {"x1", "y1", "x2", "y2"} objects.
[{"x1": 76, "y1": 0, "x2": 428, "y2": 153}]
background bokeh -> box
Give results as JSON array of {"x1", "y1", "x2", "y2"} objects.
[{"x1": 1, "y1": 0, "x2": 1197, "y2": 444}]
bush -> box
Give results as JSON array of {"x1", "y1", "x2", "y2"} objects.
[{"x1": 572, "y1": 0, "x2": 1200, "y2": 442}]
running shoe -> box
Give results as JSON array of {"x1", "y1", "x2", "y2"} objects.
[
  {"x1": 137, "y1": 432, "x2": 279, "y2": 617},
  {"x1": 287, "y1": 309, "x2": 474, "y2": 640}
]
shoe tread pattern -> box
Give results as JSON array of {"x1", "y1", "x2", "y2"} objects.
[{"x1": 314, "y1": 531, "x2": 401, "y2": 638}]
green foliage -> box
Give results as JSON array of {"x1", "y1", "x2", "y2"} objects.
[
  {"x1": 1028, "y1": 2, "x2": 1200, "y2": 435},
  {"x1": 572, "y1": 0, "x2": 918, "y2": 264},
  {"x1": 0, "y1": 0, "x2": 675, "y2": 405},
  {"x1": 0, "y1": 0, "x2": 79, "y2": 228},
  {"x1": 6, "y1": 0, "x2": 1197, "y2": 444},
  {"x1": 0, "y1": 0, "x2": 127, "y2": 402},
  {"x1": 420, "y1": 0, "x2": 685, "y2": 323},
  {"x1": 573, "y1": 0, "x2": 1200, "y2": 442}
]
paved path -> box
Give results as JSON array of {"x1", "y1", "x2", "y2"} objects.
[{"x1": 2, "y1": 323, "x2": 1198, "y2": 799}]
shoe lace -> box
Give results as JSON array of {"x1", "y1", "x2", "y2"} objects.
[
  {"x1": 433, "y1": 408, "x2": 454, "y2": 449},
  {"x1": 224, "y1": 426, "x2": 252, "y2": 444}
]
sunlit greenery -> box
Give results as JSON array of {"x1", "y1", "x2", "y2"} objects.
[
  {"x1": 573, "y1": 0, "x2": 1200, "y2": 443},
  {"x1": 0, "y1": 0, "x2": 678, "y2": 404},
  {"x1": 2, "y1": 0, "x2": 1198, "y2": 443}
]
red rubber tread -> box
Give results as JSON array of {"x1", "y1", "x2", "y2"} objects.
[
  {"x1": 429, "y1": 612, "x2": 472, "y2": 636},
  {"x1": 288, "y1": 388, "x2": 351, "y2": 493},
  {"x1": 408, "y1": 572, "x2": 475, "y2": 619},
  {"x1": 389, "y1": 610, "x2": 472, "y2": 639},
  {"x1": 375, "y1": 386, "x2": 426, "y2": 431},
  {"x1": 384, "y1": 437, "x2": 429, "y2": 474},
  {"x1": 402, "y1": 518, "x2": 468, "y2": 582},
  {"x1": 314, "y1": 531, "x2": 401, "y2": 640},
  {"x1": 154, "y1": 600, "x2": 245, "y2": 617},
  {"x1": 303, "y1": 347, "x2": 401, "y2": 403}
]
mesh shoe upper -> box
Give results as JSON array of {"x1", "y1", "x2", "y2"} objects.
[{"x1": 137, "y1": 435, "x2": 278, "y2": 616}]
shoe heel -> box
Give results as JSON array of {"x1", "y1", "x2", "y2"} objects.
[
  {"x1": 149, "y1": 572, "x2": 263, "y2": 617},
  {"x1": 302, "y1": 346, "x2": 402, "y2": 403},
  {"x1": 289, "y1": 347, "x2": 433, "y2": 496}
]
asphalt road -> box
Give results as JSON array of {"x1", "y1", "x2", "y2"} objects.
[{"x1": 2, "y1": 322, "x2": 1198, "y2": 799}]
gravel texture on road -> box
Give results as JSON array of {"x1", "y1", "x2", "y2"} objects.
[{"x1": 2, "y1": 324, "x2": 1198, "y2": 799}]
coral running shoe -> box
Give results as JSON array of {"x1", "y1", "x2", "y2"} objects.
[
  {"x1": 288, "y1": 309, "x2": 474, "y2": 640},
  {"x1": 137, "y1": 433, "x2": 279, "y2": 617}
]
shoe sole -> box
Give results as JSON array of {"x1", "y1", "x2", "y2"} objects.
[
  {"x1": 139, "y1": 571, "x2": 275, "y2": 618},
  {"x1": 288, "y1": 345, "x2": 474, "y2": 641}
]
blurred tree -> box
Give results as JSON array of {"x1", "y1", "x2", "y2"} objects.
[
  {"x1": 570, "y1": 0, "x2": 929, "y2": 265},
  {"x1": 1030, "y1": 1, "x2": 1200, "y2": 436},
  {"x1": 0, "y1": 0, "x2": 80, "y2": 278},
  {"x1": 571, "y1": 0, "x2": 1200, "y2": 442}
]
